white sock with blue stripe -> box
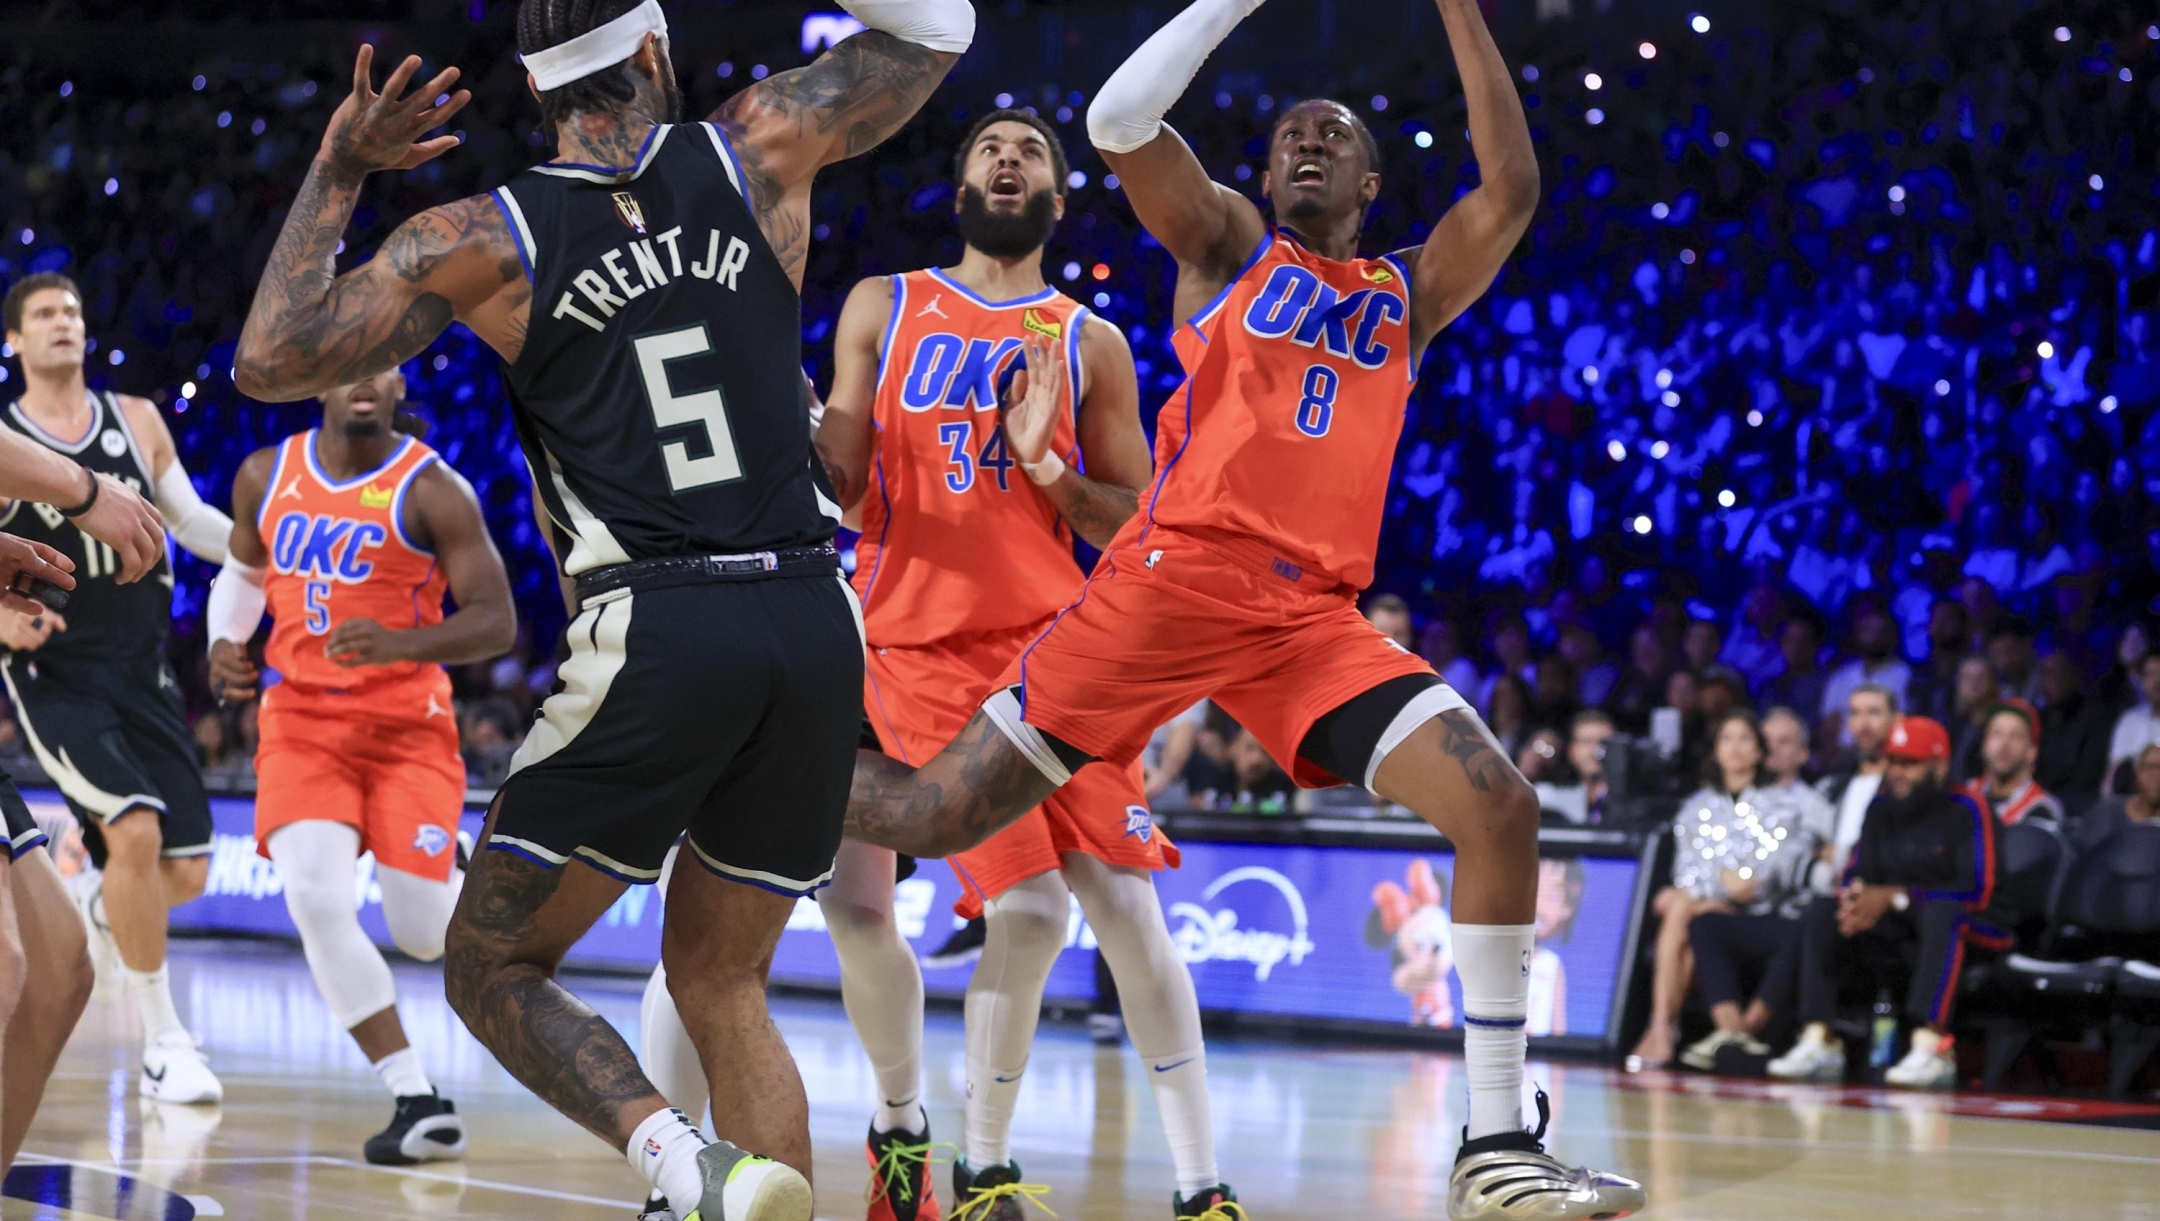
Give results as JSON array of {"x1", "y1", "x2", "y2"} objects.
[{"x1": 1453, "y1": 923, "x2": 1535, "y2": 1140}]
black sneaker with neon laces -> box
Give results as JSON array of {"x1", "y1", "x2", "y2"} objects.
[
  {"x1": 866, "y1": 1115, "x2": 944, "y2": 1221},
  {"x1": 949, "y1": 1158, "x2": 1052, "y2": 1221},
  {"x1": 1175, "y1": 1183, "x2": 1248, "y2": 1220},
  {"x1": 1447, "y1": 1090, "x2": 1644, "y2": 1220}
]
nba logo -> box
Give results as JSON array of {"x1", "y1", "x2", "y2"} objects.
[
  {"x1": 1122, "y1": 805, "x2": 1155, "y2": 843},
  {"x1": 413, "y1": 825, "x2": 452, "y2": 857},
  {"x1": 612, "y1": 191, "x2": 648, "y2": 235}
]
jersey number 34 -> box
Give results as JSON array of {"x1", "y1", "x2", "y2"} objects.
[{"x1": 635, "y1": 325, "x2": 745, "y2": 493}]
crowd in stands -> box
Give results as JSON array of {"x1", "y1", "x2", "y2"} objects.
[{"x1": 2, "y1": 0, "x2": 2158, "y2": 811}]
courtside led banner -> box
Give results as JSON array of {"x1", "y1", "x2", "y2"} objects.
[{"x1": 54, "y1": 792, "x2": 1639, "y2": 1043}]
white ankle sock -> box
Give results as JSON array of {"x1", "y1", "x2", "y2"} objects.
[
  {"x1": 627, "y1": 1107, "x2": 710, "y2": 1216},
  {"x1": 874, "y1": 1097, "x2": 926, "y2": 1135},
  {"x1": 371, "y1": 1046, "x2": 432, "y2": 1098},
  {"x1": 1141, "y1": 1049, "x2": 1219, "y2": 1195},
  {"x1": 124, "y1": 964, "x2": 186, "y2": 1045},
  {"x1": 1452, "y1": 923, "x2": 1534, "y2": 1140},
  {"x1": 964, "y1": 1054, "x2": 1025, "y2": 1167}
]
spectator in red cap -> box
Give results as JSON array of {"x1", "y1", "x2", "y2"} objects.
[
  {"x1": 1960, "y1": 700, "x2": 2064, "y2": 831},
  {"x1": 1768, "y1": 716, "x2": 2014, "y2": 1089}
]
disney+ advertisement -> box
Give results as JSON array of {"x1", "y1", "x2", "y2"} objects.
[{"x1": 151, "y1": 795, "x2": 1644, "y2": 1044}]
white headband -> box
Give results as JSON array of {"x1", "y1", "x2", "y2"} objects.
[{"x1": 522, "y1": 0, "x2": 669, "y2": 92}]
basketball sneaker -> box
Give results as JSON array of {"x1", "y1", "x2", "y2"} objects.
[
  {"x1": 1884, "y1": 1036, "x2": 1957, "y2": 1089},
  {"x1": 949, "y1": 1159, "x2": 1053, "y2": 1220},
  {"x1": 1447, "y1": 1091, "x2": 1644, "y2": 1220},
  {"x1": 636, "y1": 1192, "x2": 679, "y2": 1221},
  {"x1": 922, "y1": 918, "x2": 987, "y2": 970},
  {"x1": 866, "y1": 1116, "x2": 944, "y2": 1221},
  {"x1": 1174, "y1": 1183, "x2": 1249, "y2": 1220},
  {"x1": 1678, "y1": 1028, "x2": 1770, "y2": 1071},
  {"x1": 140, "y1": 1031, "x2": 222, "y2": 1105},
  {"x1": 685, "y1": 1140, "x2": 812, "y2": 1221},
  {"x1": 364, "y1": 1091, "x2": 469, "y2": 1164},
  {"x1": 1766, "y1": 1029, "x2": 1847, "y2": 1082},
  {"x1": 71, "y1": 876, "x2": 119, "y2": 982}
]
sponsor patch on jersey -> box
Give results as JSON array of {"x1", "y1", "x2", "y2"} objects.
[
  {"x1": 412, "y1": 825, "x2": 452, "y2": 857},
  {"x1": 1021, "y1": 307, "x2": 1063, "y2": 341},
  {"x1": 358, "y1": 482, "x2": 393, "y2": 509},
  {"x1": 100, "y1": 429, "x2": 127, "y2": 457},
  {"x1": 611, "y1": 191, "x2": 648, "y2": 235},
  {"x1": 1361, "y1": 265, "x2": 1396, "y2": 284}
]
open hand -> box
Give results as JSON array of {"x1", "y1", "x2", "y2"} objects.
[
  {"x1": 997, "y1": 330, "x2": 1067, "y2": 469},
  {"x1": 322, "y1": 45, "x2": 471, "y2": 179},
  {"x1": 72, "y1": 472, "x2": 165, "y2": 584},
  {"x1": 325, "y1": 617, "x2": 406, "y2": 667},
  {"x1": 0, "y1": 532, "x2": 73, "y2": 617}
]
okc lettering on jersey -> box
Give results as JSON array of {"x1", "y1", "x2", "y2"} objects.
[
  {"x1": 551, "y1": 225, "x2": 752, "y2": 334},
  {"x1": 899, "y1": 333, "x2": 1025, "y2": 413},
  {"x1": 1239, "y1": 263, "x2": 1407, "y2": 370},
  {"x1": 269, "y1": 512, "x2": 390, "y2": 583}
]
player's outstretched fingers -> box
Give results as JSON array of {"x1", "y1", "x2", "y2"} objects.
[{"x1": 76, "y1": 473, "x2": 167, "y2": 584}]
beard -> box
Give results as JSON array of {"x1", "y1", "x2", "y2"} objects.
[
  {"x1": 956, "y1": 184, "x2": 1057, "y2": 259},
  {"x1": 342, "y1": 417, "x2": 387, "y2": 439}
]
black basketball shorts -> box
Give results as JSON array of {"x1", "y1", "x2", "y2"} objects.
[
  {"x1": 1, "y1": 653, "x2": 213, "y2": 870},
  {"x1": 489, "y1": 568, "x2": 865, "y2": 896},
  {"x1": 2, "y1": 772, "x2": 48, "y2": 860}
]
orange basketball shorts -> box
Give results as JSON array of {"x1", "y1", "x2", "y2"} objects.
[
  {"x1": 864, "y1": 617, "x2": 1176, "y2": 919},
  {"x1": 1004, "y1": 524, "x2": 1436, "y2": 789},
  {"x1": 254, "y1": 669, "x2": 467, "y2": 882}
]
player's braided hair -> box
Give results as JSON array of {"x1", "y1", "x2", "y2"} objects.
[
  {"x1": 952, "y1": 108, "x2": 1071, "y2": 198},
  {"x1": 516, "y1": 0, "x2": 646, "y2": 128}
]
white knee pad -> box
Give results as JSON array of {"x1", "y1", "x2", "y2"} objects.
[
  {"x1": 269, "y1": 821, "x2": 396, "y2": 1028},
  {"x1": 377, "y1": 865, "x2": 461, "y2": 963}
]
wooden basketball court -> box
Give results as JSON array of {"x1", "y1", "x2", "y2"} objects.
[{"x1": 10, "y1": 941, "x2": 2158, "y2": 1220}]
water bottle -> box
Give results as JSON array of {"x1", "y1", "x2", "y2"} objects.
[{"x1": 1869, "y1": 989, "x2": 1898, "y2": 1071}]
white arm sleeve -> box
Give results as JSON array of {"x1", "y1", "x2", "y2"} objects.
[
  {"x1": 835, "y1": 0, "x2": 975, "y2": 52},
  {"x1": 208, "y1": 557, "x2": 266, "y2": 646},
  {"x1": 1086, "y1": 0, "x2": 1268, "y2": 154},
  {"x1": 155, "y1": 458, "x2": 234, "y2": 564}
]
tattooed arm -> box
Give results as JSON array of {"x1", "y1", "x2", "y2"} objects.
[
  {"x1": 811, "y1": 276, "x2": 889, "y2": 511},
  {"x1": 236, "y1": 47, "x2": 529, "y2": 401},
  {"x1": 711, "y1": 30, "x2": 961, "y2": 285},
  {"x1": 845, "y1": 712, "x2": 1063, "y2": 858}
]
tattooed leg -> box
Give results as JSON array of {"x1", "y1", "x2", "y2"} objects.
[
  {"x1": 661, "y1": 861, "x2": 813, "y2": 1177},
  {"x1": 843, "y1": 710, "x2": 1064, "y2": 858},
  {"x1": 1371, "y1": 708, "x2": 1540, "y2": 924},
  {"x1": 443, "y1": 832, "x2": 666, "y2": 1147}
]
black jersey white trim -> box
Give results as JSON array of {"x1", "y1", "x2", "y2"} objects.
[
  {"x1": 493, "y1": 185, "x2": 540, "y2": 274},
  {"x1": 506, "y1": 594, "x2": 633, "y2": 774},
  {"x1": 530, "y1": 124, "x2": 672, "y2": 184},
  {"x1": 7, "y1": 392, "x2": 105, "y2": 455}
]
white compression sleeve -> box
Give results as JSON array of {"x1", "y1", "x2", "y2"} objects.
[
  {"x1": 375, "y1": 864, "x2": 461, "y2": 963},
  {"x1": 965, "y1": 871, "x2": 1070, "y2": 1168},
  {"x1": 208, "y1": 557, "x2": 266, "y2": 645},
  {"x1": 1061, "y1": 853, "x2": 1218, "y2": 1195},
  {"x1": 268, "y1": 821, "x2": 398, "y2": 1029},
  {"x1": 836, "y1": 0, "x2": 975, "y2": 52},
  {"x1": 155, "y1": 458, "x2": 233, "y2": 564},
  {"x1": 1086, "y1": 0, "x2": 1269, "y2": 154},
  {"x1": 639, "y1": 963, "x2": 711, "y2": 1125},
  {"x1": 817, "y1": 841, "x2": 927, "y2": 1134}
]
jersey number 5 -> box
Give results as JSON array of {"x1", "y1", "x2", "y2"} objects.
[{"x1": 634, "y1": 325, "x2": 746, "y2": 493}]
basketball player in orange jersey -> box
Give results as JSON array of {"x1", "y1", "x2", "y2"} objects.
[
  {"x1": 637, "y1": 111, "x2": 1235, "y2": 1221},
  {"x1": 206, "y1": 367, "x2": 515, "y2": 1165},
  {"x1": 838, "y1": 1, "x2": 1644, "y2": 1217}
]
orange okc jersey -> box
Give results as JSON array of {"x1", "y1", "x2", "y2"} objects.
[
  {"x1": 259, "y1": 431, "x2": 449, "y2": 690},
  {"x1": 1152, "y1": 230, "x2": 1416, "y2": 590},
  {"x1": 853, "y1": 269, "x2": 1091, "y2": 646}
]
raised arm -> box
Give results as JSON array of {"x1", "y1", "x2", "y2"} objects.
[
  {"x1": 812, "y1": 276, "x2": 892, "y2": 512},
  {"x1": 998, "y1": 318, "x2": 1150, "y2": 549},
  {"x1": 1086, "y1": 0, "x2": 1271, "y2": 308},
  {"x1": 326, "y1": 462, "x2": 517, "y2": 669},
  {"x1": 235, "y1": 47, "x2": 528, "y2": 401},
  {"x1": 1398, "y1": 0, "x2": 1540, "y2": 359},
  {"x1": 712, "y1": 2, "x2": 971, "y2": 280}
]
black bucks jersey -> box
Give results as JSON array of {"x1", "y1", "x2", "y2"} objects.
[
  {"x1": 0, "y1": 392, "x2": 173, "y2": 661},
  {"x1": 490, "y1": 122, "x2": 839, "y2": 576}
]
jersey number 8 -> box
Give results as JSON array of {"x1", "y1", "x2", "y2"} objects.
[
  {"x1": 1296, "y1": 364, "x2": 1339, "y2": 438},
  {"x1": 635, "y1": 325, "x2": 747, "y2": 493}
]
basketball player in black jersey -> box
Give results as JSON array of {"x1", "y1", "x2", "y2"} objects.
[
  {"x1": 234, "y1": 3, "x2": 973, "y2": 1218},
  {"x1": 1, "y1": 273, "x2": 237, "y2": 1107}
]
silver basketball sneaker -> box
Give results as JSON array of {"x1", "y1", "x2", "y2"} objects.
[{"x1": 1449, "y1": 1091, "x2": 1644, "y2": 1220}]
